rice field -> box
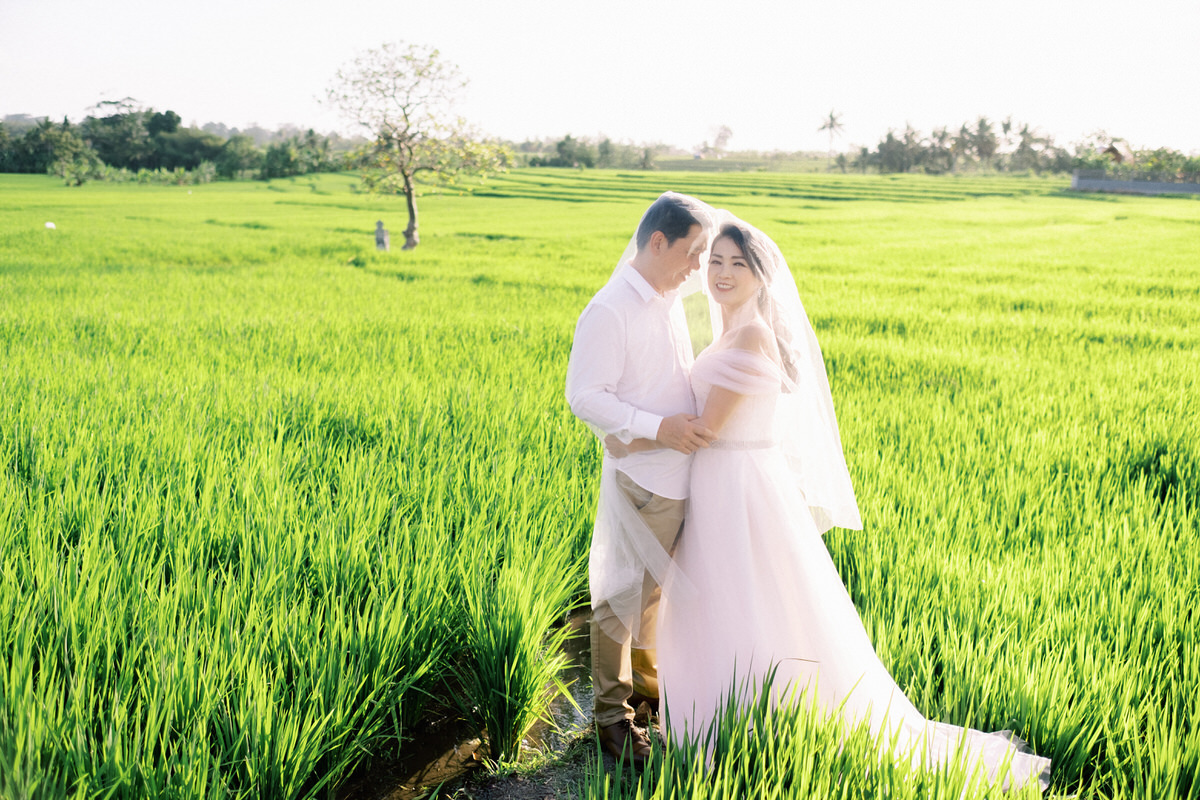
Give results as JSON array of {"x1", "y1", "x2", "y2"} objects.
[{"x1": 0, "y1": 169, "x2": 1197, "y2": 799}]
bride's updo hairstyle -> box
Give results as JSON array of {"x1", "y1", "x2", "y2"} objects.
[{"x1": 714, "y1": 222, "x2": 801, "y2": 385}]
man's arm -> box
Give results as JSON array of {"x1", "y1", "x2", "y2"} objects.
[
  {"x1": 565, "y1": 303, "x2": 662, "y2": 443},
  {"x1": 566, "y1": 303, "x2": 713, "y2": 453},
  {"x1": 606, "y1": 411, "x2": 716, "y2": 457}
]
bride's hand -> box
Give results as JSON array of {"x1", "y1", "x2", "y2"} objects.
[{"x1": 604, "y1": 435, "x2": 631, "y2": 459}]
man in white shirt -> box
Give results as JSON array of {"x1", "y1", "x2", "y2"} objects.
[{"x1": 566, "y1": 192, "x2": 715, "y2": 765}]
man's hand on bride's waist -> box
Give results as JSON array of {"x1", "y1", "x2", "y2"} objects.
[{"x1": 656, "y1": 413, "x2": 716, "y2": 455}]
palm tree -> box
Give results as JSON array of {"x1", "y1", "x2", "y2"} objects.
[
  {"x1": 817, "y1": 110, "x2": 844, "y2": 171},
  {"x1": 930, "y1": 126, "x2": 952, "y2": 174},
  {"x1": 1013, "y1": 123, "x2": 1044, "y2": 172},
  {"x1": 973, "y1": 116, "x2": 998, "y2": 169},
  {"x1": 952, "y1": 123, "x2": 974, "y2": 172}
]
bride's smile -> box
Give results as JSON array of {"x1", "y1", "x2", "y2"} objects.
[{"x1": 707, "y1": 235, "x2": 762, "y2": 309}]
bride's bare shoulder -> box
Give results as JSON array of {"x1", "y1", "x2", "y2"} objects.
[{"x1": 728, "y1": 321, "x2": 777, "y2": 357}]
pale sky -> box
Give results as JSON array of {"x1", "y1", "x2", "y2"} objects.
[{"x1": 2, "y1": 0, "x2": 1198, "y2": 154}]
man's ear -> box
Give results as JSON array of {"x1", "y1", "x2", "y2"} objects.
[{"x1": 648, "y1": 230, "x2": 667, "y2": 254}]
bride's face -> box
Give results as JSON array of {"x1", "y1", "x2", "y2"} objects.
[{"x1": 707, "y1": 236, "x2": 762, "y2": 309}]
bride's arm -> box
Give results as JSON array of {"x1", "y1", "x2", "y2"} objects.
[
  {"x1": 608, "y1": 380, "x2": 747, "y2": 451},
  {"x1": 697, "y1": 385, "x2": 745, "y2": 434},
  {"x1": 602, "y1": 323, "x2": 779, "y2": 457},
  {"x1": 697, "y1": 324, "x2": 780, "y2": 434}
]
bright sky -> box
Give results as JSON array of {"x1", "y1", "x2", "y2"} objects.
[{"x1": 2, "y1": 0, "x2": 1198, "y2": 154}]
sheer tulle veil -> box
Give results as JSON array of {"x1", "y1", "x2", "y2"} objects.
[
  {"x1": 610, "y1": 200, "x2": 862, "y2": 532},
  {"x1": 702, "y1": 211, "x2": 863, "y2": 533},
  {"x1": 588, "y1": 194, "x2": 861, "y2": 644},
  {"x1": 606, "y1": 199, "x2": 1049, "y2": 792},
  {"x1": 588, "y1": 192, "x2": 716, "y2": 644}
]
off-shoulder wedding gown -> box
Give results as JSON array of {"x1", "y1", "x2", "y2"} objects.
[{"x1": 657, "y1": 346, "x2": 1051, "y2": 791}]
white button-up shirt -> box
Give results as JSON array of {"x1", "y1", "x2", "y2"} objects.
[{"x1": 566, "y1": 264, "x2": 696, "y2": 499}]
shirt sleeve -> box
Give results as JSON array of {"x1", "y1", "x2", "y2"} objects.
[{"x1": 565, "y1": 302, "x2": 663, "y2": 444}]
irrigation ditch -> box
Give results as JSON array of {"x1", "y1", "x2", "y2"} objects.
[{"x1": 338, "y1": 612, "x2": 599, "y2": 799}]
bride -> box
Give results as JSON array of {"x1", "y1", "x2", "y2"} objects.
[{"x1": 606, "y1": 215, "x2": 1051, "y2": 791}]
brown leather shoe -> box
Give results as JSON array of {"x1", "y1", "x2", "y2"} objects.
[
  {"x1": 628, "y1": 691, "x2": 660, "y2": 726},
  {"x1": 597, "y1": 718, "x2": 651, "y2": 766}
]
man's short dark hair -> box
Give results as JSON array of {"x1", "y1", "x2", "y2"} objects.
[{"x1": 635, "y1": 194, "x2": 702, "y2": 251}]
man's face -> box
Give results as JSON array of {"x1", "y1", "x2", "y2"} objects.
[{"x1": 657, "y1": 224, "x2": 708, "y2": 292}]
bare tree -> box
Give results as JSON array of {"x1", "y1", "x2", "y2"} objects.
[
  {"x1": 817, "y1": 110, "x2": 844, "y2": 171},
  {"x1": 326, "y1": 42, "x2": 508, "y2": 250}
]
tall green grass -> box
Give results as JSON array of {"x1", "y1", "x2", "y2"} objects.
[
  {"x1": 584, "y1": 671, "x2": 1050, "y2": 800},
  {"x1": 0, "y1": 170, "x2": 1197, "y2": 798}
]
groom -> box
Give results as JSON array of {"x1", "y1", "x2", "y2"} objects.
[{"x1": 565, "y1": 192, "x2": 715, "y2": 765}]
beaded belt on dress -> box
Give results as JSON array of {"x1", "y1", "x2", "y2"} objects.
[{"x1": 709, "y1": 439, "x2": 778, "y2": 450}]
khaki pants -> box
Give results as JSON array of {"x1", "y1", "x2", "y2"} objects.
[{"x1": 592, "y1": 471, "x2": 685, "y2": 727}]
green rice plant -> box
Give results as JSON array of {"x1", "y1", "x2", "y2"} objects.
[
  {"x1": 0, "y1": 169, "x2": 1196, "y2": 797},
  {"x1": 452, "y1": 527, "x2": 583, "y2": 764},
  {"x1": 583, "y1": 670, "x2": 1048, "y2": 800}
]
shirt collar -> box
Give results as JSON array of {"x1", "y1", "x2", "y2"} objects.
[{"x1": 621, "y1": 263, "x2": 673, "y2": 303}]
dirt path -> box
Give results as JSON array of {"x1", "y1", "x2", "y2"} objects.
[{"x1": 340, "y1": 731, "x2": 606, "y2": 800}]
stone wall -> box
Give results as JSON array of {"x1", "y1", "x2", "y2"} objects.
[{"x1": 1071, "y1": 173, "x2": 1200, "y2": 195}]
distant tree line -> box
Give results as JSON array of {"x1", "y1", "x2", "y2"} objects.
[
  {"x1": 0, "y1": 101, "x2": 360, "y2": 186},
  {"x1": 6, "y1": 104, "x2": 1197, "y2": 184},
  {"x1": 508, "y1": 120, "x2": 1199, "y2": 182},
  {"x1": 1073, "y1": 141, "x2": 1200, "y2": 183},
  {"x1": 520, "y1": 135, "x2": 662, "y2": 169},
  {"x1": 844, "y1": 117, "x2": 1200, "y2": 180}
]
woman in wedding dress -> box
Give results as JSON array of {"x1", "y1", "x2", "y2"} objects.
[{"x1": 606, "y1": 216, "x2": 1051, "y2": 791}]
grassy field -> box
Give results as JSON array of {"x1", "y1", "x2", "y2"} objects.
[
  {"x1": 655, "y1": 152, "x2": 831, "y2": 172},
  {"x1": 0, "y1": 169, "x2": 1197, "y2": 799}
]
